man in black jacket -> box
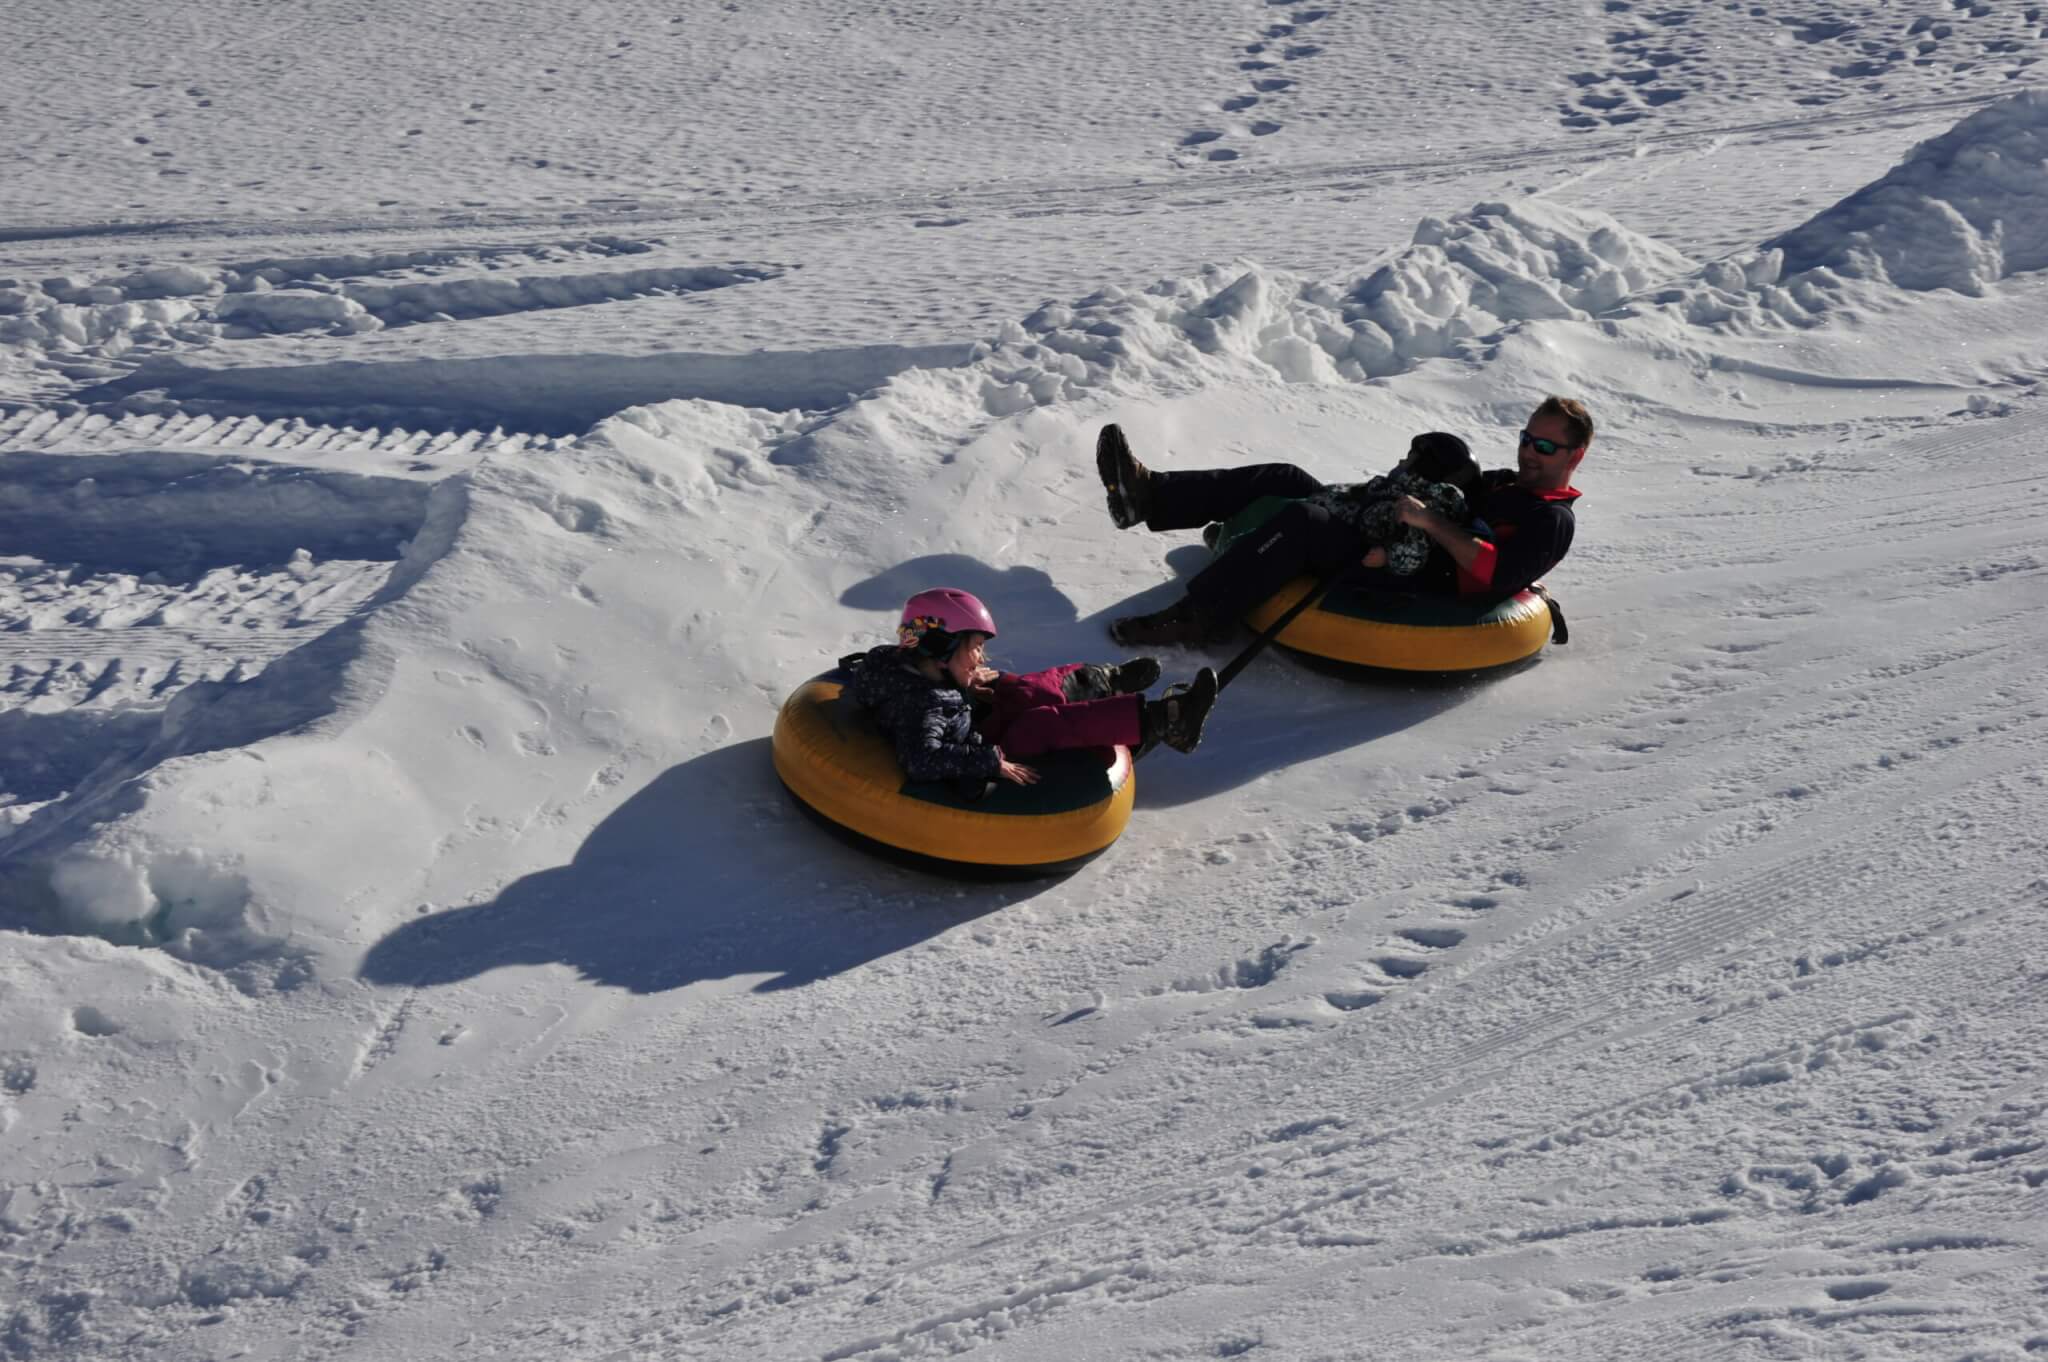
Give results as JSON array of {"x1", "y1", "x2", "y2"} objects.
[{"x1": 1102, "y1": 397, "x2": 1591, "y2": 647}]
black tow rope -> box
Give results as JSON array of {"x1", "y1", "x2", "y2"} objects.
[{"x1": 1214, "y1": 564, "x2": 1350, "y2": 693}]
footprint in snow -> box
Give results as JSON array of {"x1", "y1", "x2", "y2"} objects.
[{"x1": 71, "y1": 1006, "x2": 122, "y2": 1037}]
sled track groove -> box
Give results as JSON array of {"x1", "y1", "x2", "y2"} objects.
[
  {"x1": 0, "y1": 406, "x2": 552, "y2": 462},
  {"x1": 1519, "y1": 901, "x2": 2041, "y2": 1154},
  {"x1": 8, "y1": 88, "x2": 2011, "y2": 253},
  {"x1": 1391, "y1": 718, "x2": 2048, "y2": 1078},
  {"x1": 796, "y1": 894, "x2": 2048, "y2": 1362},
  {"x1": 0, "y1": 621, "x2": 377, "y2": 662}
]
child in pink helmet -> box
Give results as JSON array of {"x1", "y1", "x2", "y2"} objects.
[{"x1": 844, "y1": 587, "x2": 1219, "y2": 786}]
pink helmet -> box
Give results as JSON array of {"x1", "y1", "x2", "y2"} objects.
[{"x1": 898, "y1": 587, "x2": 998, "y2": 656}]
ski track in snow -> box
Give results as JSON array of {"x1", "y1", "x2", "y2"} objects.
[
  {"x1": 63, "y1": 378, "x2": 2026, "y2": 1362},
  {"x1": 6, "y1": 6, "x2": 2048, "y2": 1359},
  {"x1": 478, "y1": 397, "x2": 2043, "y2": 1356}
]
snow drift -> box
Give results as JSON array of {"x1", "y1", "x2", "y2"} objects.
[
  {"x1": 973, "y1": 198, "x2": 1694, "y2": 410},
  {"x1": 1651, "y1": 89, "x2": 2048, "y2": 328},
  {"x1": 1770, "y1": 89, "x2": 2048, "y2": 295}
]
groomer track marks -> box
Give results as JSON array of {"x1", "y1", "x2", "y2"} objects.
[{"x1": 0, "y1": 235, "x2": 784, "y2": 395}]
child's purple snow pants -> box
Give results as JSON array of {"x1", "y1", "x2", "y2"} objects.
[{"x1": 981, "y1": 664, "x2": 1140, "y2": 758}]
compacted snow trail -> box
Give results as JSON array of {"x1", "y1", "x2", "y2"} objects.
[
  {"x1": 228, "y1": 386, "x2": 2040, "y2": 1362},
  {"x1": 5, "y1": 4, "x2": 2048, "y2": 1359}
]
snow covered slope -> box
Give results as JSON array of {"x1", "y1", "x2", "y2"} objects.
[{"x1": 4, "y1": 4, "x2": 2047, "y2": 1359}]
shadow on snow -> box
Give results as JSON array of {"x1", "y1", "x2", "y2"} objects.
[
  {"x1": 358, "y1": 738, "x2": 1050, "y2": 995},
  {"x1": 1079, "y1": 545, "x2": 1514, "y2": 805},
  {"x1": 840, "y1": 551, "x2": 1084, "y2": 666}
]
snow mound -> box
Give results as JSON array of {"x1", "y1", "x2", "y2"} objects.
[
  {"x1": 1650, "y1": 91, "x2": 2048, "y2": 329},
  {"x1": 970, "y1": 199, "x2": 1693, "y2": 408},
  {"x1": 1771, "y1": 90, "x2": 2048, "y2": 296},
  {"x1": 1327, "y1": 198, "x2": 1695, "y2": 375}
]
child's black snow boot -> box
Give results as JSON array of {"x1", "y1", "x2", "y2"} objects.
[
  {"x1": 1110, "y1": 656, "x2": 1162, "y2": 693},
  {"x1": 1139, "y1": 666, "x2": 1219, "y2": 756},
  {"x1": 1065, "y1": 656, "x2": 1163, "y2": 702}
]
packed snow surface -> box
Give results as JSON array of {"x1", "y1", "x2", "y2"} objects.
[{"x1": 3, "y1": 3, "x2": 2048, "y2": 1359}]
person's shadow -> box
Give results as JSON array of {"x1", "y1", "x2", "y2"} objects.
[
  {"x1": 841, "y1": 552, "x2": 1088, "y2": 663},
  {"x1": 1073, "y1": 545, "x2": 1525, "y2": 806},
  {"x1": 357, "y1": 738, "x2": 1051, "y2": 994}
]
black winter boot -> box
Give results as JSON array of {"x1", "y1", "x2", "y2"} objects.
[
  {"x1": 1108, "y1": 656, "x2": 1162, "y2": 693},
  {"x1": 1063, "y1": 657, "x2": 1163, "y2": 702},
  {"x1": 1110, "y1": 597, "x2": 1225, "y2": 648},
  {"x1": 1096, "y1": 424, "x2": 1153, "y2": 530},
  {"x1": 1139, "y1": 667, "x2": 1220, "y2": 756}
]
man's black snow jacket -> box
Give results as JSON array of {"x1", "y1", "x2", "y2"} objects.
[{"x1": 1459, "y1": 471, "x2": 1579, "y2": 599}]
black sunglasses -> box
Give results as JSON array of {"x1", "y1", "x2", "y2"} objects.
[{"x1": 1519, "y1": 430, "x2": 1575, "y2": 457}]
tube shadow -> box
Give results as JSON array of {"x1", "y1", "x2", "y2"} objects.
[
  {"x1": 1128, "y1": 656, "x2": 1530, "y2": 807},
  {"x1": 1090, "y1": 545, "x2": 1526, "y2": 807},
  {"x1": 358, "y1": 738, "x2": 1051, "y2": 995}
]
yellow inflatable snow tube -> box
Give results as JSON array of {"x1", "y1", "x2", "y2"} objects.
[
  {"x1": 1215, "y1": 496, "x2": 1557, "y2": 672},
  {"x1": 1244, "y1": 578, "x2": 1555, "y2": 673},
  {"x1": 773, "y1": 669, "x2": 1135, "y2": 876}
]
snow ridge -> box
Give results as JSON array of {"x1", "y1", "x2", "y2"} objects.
[
  {"x1": 1771, "y1": 88, "x2": 2048, "y2": 295},
  {"x1": 1649, "y1": 89, "x2": 2048, "y2": 329},
  {"x1": 975, "y1": 198, "x2": 1695, "y2": 411}
]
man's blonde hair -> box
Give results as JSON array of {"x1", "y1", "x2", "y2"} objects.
[{"x1": 1534, "y1": 396, "x2": 1593, "y2": 449}]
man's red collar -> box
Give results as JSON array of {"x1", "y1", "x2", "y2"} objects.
[{"x1": 1534, "y1": 485, "x2": 1582, "y2": 502}]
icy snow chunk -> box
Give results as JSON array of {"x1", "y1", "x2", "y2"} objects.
[
  {"x1": 39, "y1": 275, "x2": 95, "y2": 303},
  {"x1": 50, "y1": 840, "x2": 260, "y2": 962},
  {"x1": 1261, "y1": 332, "x2": 1334, "y2": 383},
  {"x1": 980, "y1": 378, "x2": 1038, "y2": 416},
  {"x1": 215, "y1": 289, "x2": 383, "y2": 335},
  {"x1": 946, "y1": 201, "x2": 1686, "y2": 402},
  {"x1": 51, "y1": 853, "x2": 159, "y2": 930},
  {"x1": 181, "y1": 1261, "x2": 306, "y2": 1307},
  {"x1": 116, "y1": 264, "x2": 223, "y2": 299},
  {"x1": 1779, "y1": 194, "x2": 2004, "y2": 296}
]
